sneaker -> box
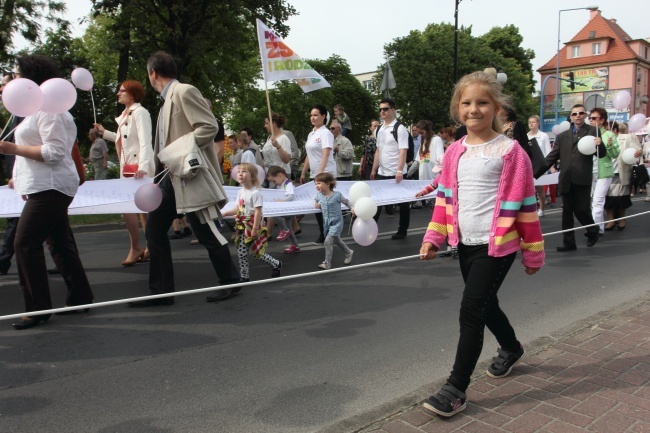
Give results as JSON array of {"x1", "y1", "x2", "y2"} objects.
[
  {"x1": 344, "y1": 250, "x2": 354, "y2": 265},
  {"x1": 422, "y1": 384, "x2": 467, "y2": 417},
  {"x1": 486, "y1": 344, "x2": 524, "y2": 378},
  {"x1": 190, "y1": 239, "x2": 200, "y2": 245},
  {"x1": 183, "y1": 227, "x2": 192, "y2": 237},
  {"x1": 284, "y1": 244, "x2": 301, "y2": 254},
  {"x1": 645, "y1": 197, "x2": 650, "y2": 202},
  {"x1": 271, "y1": 262, "x2": 282, "y2": 278},
  {"x1": 411, "y1": 201, "x2": 423, "y2": 209},
  {"x1": 169, "y1": 232, "x2": 183, "y2": 240},
  {"x1": 276, "y1": 230, "x2": 291, "y2": 242},
  {"x1": 318, "y1": 262, "x2": 331, "y2": 270},
  {"x1": 537, "y1": 209, "x2": 545, "y2": 217},
  {"x1": 451, "y1": 248, "x2": 459, "y2": 259},
  {"x1": 391, "y1": 231, "x2": 407, "y2": 240},
  {"x1": 314, "y1": 235, "x2": 325, "y2": 245}
]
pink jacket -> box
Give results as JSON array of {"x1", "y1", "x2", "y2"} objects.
[{"x1": 422, "y1": 138, "x2": 545, "y2": 268}]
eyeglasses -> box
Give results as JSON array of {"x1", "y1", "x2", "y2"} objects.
[
  {"x1": 329, "y1": 127, "x2": 338, "y2": 131},
  {"x1": 117, "y1": 89, "x2": 127, "y2": 93},
  {"x1": 589, "y1": 116, "x2": 600, "y2": 121},
  {"x1": 379, "y1": 107, "x2": 391, "y2": 112},
  {"x1": 570, "y1": 111, "x2": 586, "y2": 117}
]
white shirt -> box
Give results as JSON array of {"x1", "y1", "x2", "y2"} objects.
[
  {"x1": 527, "y1": 130, "x2": 552, "y2": 157},
  {"x1": 241, "y1": 147, "x2": 257, "y2": 165},
  {"x1": 305, "y1": 125, "x2": 336, "y2": 176},
  {"x1": 376, "y1": 119, "x2": 409, "y2": 176},
  {"x1": 262, "y1": 133, "x2": 292, "y2": 173},
  {"x1": 237, "y1": 187, "x2": 263, "y2": 216},
  {"x1": 13, "y1": 111, "x2": 79, "y2": 197}
]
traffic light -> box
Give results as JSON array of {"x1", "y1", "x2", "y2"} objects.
[{"x1": 568, "y1": 72, "x2": 575, "y2": 90}]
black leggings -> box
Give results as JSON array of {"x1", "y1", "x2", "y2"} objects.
[{"x1": 447, "y1": 244, "x2": 519, "y2": 392}]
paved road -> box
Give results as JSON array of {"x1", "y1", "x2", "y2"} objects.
[{"x1": 0, "y1": 199, "x2": 649, "y2": 432}]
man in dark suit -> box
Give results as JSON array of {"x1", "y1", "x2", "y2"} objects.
[{"x1": 540, "y1": 104, "x2": 606, "y2": 251}]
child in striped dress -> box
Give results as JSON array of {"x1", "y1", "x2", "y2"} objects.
[{"x1": 419, "y1": 72, "x2": 545, "y2": 418}]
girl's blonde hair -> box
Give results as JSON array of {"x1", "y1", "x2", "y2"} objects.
[
  {"x1": 449, "y1": 71, "x2": 512, "y2": 134},
  {"x1": 238, "y1": 163, "x2": 260, "y2": 187},
  {"x1": 314, "y1": 172, "x2": 336, "y2": 189}
]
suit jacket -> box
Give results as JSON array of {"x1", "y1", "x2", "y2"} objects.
[
  {"x1": 153, "y1": 81, "x2": 227, "y2": 210},
  {"x1": 542, "y1": 123, "x2": 604, "y2": 193}
]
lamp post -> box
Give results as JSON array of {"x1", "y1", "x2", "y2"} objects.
[
  {"x1": 453, "y1": 0, "x2": 463, "y2": 83},
  {"x1": 554, "y1": 6, "x2": 599, "y2": 124}
]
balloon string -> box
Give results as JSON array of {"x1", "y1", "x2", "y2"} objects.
[
  {"x1": 0, "y1": 115, "x2": 14, "y2": 139},
  {"x1": 0, "y1": 125, "x2": 19, "y2": 142},
  {"x1": 153, "y1": 168, "x2": 170, "y2": 183},
  {"x1": 90, "y1": 90, "x2": 97, "y2": 124}
]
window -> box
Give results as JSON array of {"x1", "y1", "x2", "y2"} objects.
[
  {"x1": 592, "y1": 43, "x2": 601, "y2": 55},
  {"x1": 572, "y1": 46, "x2": 580, "y2": 58},
  {"x1": 588, "y1": 31, "x2": 596, "y2": 39},
  {"x1": 362, "y1": 80, "x2": 373, "y2": 91}
]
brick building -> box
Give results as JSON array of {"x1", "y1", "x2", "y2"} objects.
[{"x1": 538, "y1": 9, "x2": 650, "y2": 134}]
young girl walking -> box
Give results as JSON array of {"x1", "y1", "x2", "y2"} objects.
[
  {"x1": 419, "y1": 72, "x2": 545, "y2": 417},
  {"x1": 222, "y1": 163, "x2": 282, "y2": 282},
  {"x1": 313, "y1": 172, "x2": 354, "y2": 269}
]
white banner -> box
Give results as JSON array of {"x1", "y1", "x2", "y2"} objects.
[{"x1": 256, "y1": 19, "x2": 330, "y2": 93}]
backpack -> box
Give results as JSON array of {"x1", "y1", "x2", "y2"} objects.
[{"x1": 384, "y1": 121, "x2": 415, "y2": 163}]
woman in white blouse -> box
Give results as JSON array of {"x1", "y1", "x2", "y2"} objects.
[
  {"x1": 0, "y1": 55, "x2": 94, "y2": 330},
  {"x1": 94, "y1": 80, "x2": 154, "y2": 266},
  {"x1": 300, "y1": 105, "x2": 336, "y2": 244},
  {"x1": 261, "y1": 112, "x2": 292, "y2": 185}
]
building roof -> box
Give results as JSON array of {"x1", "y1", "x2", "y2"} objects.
[{"x1": 538, "y1": 11, "x2": 641, "y2": 73}]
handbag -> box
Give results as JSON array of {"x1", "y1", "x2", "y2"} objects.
[
  {"x1": 122, "y1": 163, "x2": 139, "y2": 178},
  {"x1": 71, "y1": 139, "x2": 86, "y2": 185},
  {"x1": 631, "y1": 164, "x2": 650, "y2": 186},
  {"x1": 528, "y1": 138, "x2": 548, "y2": 179}
]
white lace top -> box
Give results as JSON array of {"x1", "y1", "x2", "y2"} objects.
[{"x1": 457, "y1": 135, "x2": 515, "y2": 245}]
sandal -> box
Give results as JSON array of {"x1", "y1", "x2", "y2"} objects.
[{"x1": 122, "y1": 248, "x2": 145, "y2": 266}]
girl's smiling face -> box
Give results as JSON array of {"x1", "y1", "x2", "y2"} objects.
[
  {"x1": 314, "y1": 180, "x2": 330, "y2": 193},
  {"x1": 458, "y1": 84, "x2": 500, "y2": 136}
]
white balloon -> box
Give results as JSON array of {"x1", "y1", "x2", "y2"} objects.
[
  {"x1": 558, "y1": 121, "x2": 571, "y2": 133},
  {"x1": 71, "y1": 68, "x2": 94, "y2": 91},
  {"x1": 354, "y1": 196, "x2": 377, "y2": 220},
  {"x1": 628, "y1": 113, "x2": 647, "y2": 133},
  {"x1": 348, "y1": 181, "x2": 371, "y2": 205},
  {"x1": 551, "y1": 125, "x2": 561, "y2": 135},
  {"x1": 40, "y1": 78, "x2": 77, "y2": 114},
  {"x1": 621, "y1": 147, "x2": 637, "y2": 165},
  {"x1": 577, "y1": 136, "x2": 596, "y2": 155}
]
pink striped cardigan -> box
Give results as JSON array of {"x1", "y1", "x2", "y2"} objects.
[{"x1": 422, "y1": 138, "x2": 545, "y2": 269}]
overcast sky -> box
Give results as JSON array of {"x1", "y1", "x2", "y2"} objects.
[{"x1": 31, "y1": 0, "x2": 650, "y2": 91}]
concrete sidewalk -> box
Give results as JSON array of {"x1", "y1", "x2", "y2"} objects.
[{"x1": 351, "y1": 294, "x2": 650, "y2": 433}]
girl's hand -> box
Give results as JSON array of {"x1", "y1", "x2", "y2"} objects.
[
  {"x1": 415, "y1": 191, "x2": 423, "y2": 198},
  {"x1": 251, "y1": 228, "x2": 259, "y2": 238},
  {"x1": 419, "y1": 243, "x2": 436, "y2": 261},
  {"x1": 525, "y1": 267, "x2": 540, "y2": 275},
  {"x1": 315, "y1": 202, "x2": 321, "y2": 209}
]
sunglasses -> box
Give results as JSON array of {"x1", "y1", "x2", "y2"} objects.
[
  {"x1": 379, "y1": 107, "x2": 391, "y2": 112},
  {"x1": 589, "y1": 116, "x2": 600, "y2": 121},
  {"x1": 570, "y1": 111, "x2": 586, "y2": 116},
  {"x1": 329, "y1": 127, "x2": 337, "y2": 131}
]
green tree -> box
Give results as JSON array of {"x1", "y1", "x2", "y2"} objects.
[
  {"x1": 383, "y1": 23, "x2": 537, "y2": 130},
  {"x1": 228, "y1": 55, "x2": 375, "y2": 149},
  {"x1": 0, "y1": 0, "x2": 66, "y2": 65}
]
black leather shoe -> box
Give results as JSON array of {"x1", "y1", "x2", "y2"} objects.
[
  {"x1": 556, "y1": 245, "x2": 577, "y2": 252},
  {"x1": 586, "y1": 236, "x2": 598, "y2": 247},
  {"x1": 55, "y1": 305, "x2": 91, "y2": 315},
  {"x1": 391, "y1": 232, "x2": 407, "y2": 240},
  {"x1": 47, "y1": 267, "x2": 61, "y2": 275},
  {"x1": 127, "y1": 297, "x2": 175, "y2": 307},
  {"x1": 12, "y1": 314, "x2": 51, "y2": 330},
  {"x1": 206, "y1": 288, "x2": 234, "y2": 302}
]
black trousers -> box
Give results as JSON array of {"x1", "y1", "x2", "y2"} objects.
[
  {"x1": 146, "y1": 176, "x2": 239, "y2": 294},
  {"x1": 14, "y1": 190, "x2": 94, "y2": 312},
  {"x1": 447, "y1": 244, "x2": 519, "y2": 392},
  {"x1": 373, "y1": 174, "x2": 410, "y2": 234},
  {"x1": 561, "y1": 183, "x2": 598, "y2": 246},
  {"x1": 0, "y1": 217, "x2": 19, "y2": 273}
]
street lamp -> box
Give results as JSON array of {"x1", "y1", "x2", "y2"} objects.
[
  {"x1": 453, "y1": 0, "x2": 464, "y2": 83},
  {"x1": 554, "y1": 5, "x2": 599, "y2": 123}
]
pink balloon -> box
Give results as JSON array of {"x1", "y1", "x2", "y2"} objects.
[
  {"x1": 1, "y1": 78, "x2": 43, "y2": 117},
  {"x1": 352, "y1": 218, "x2": 378, "y2": 246},
  {"x1": 40, "y1": 78, "x2": 77, "y2": 114},
  {"x1": 71, "y1": 68, "x2": 94, "y2": 91},
  {"x1": 134, "y1": 183, "x2": 163, "y2": 212},
  {"x1": 628, "y1": 113, "x2": 647, "y2": 133},
  {"x1": 612, "y1": 90, "x2": 631, "y2": 111},
  {"x1": 257, "y1": 165, "x2": 266, "y2": 184},
  {"x1": 231, "y1": 165, "x2": 238, "y2": 179}
]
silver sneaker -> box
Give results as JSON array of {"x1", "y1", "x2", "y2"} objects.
[{"x1": 344, "y1": 250, "x2": 354, "y2": 265}]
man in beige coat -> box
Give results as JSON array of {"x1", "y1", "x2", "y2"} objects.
[{"x1": 128, "y1": 51, "x2": 239, "y2": 307}]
